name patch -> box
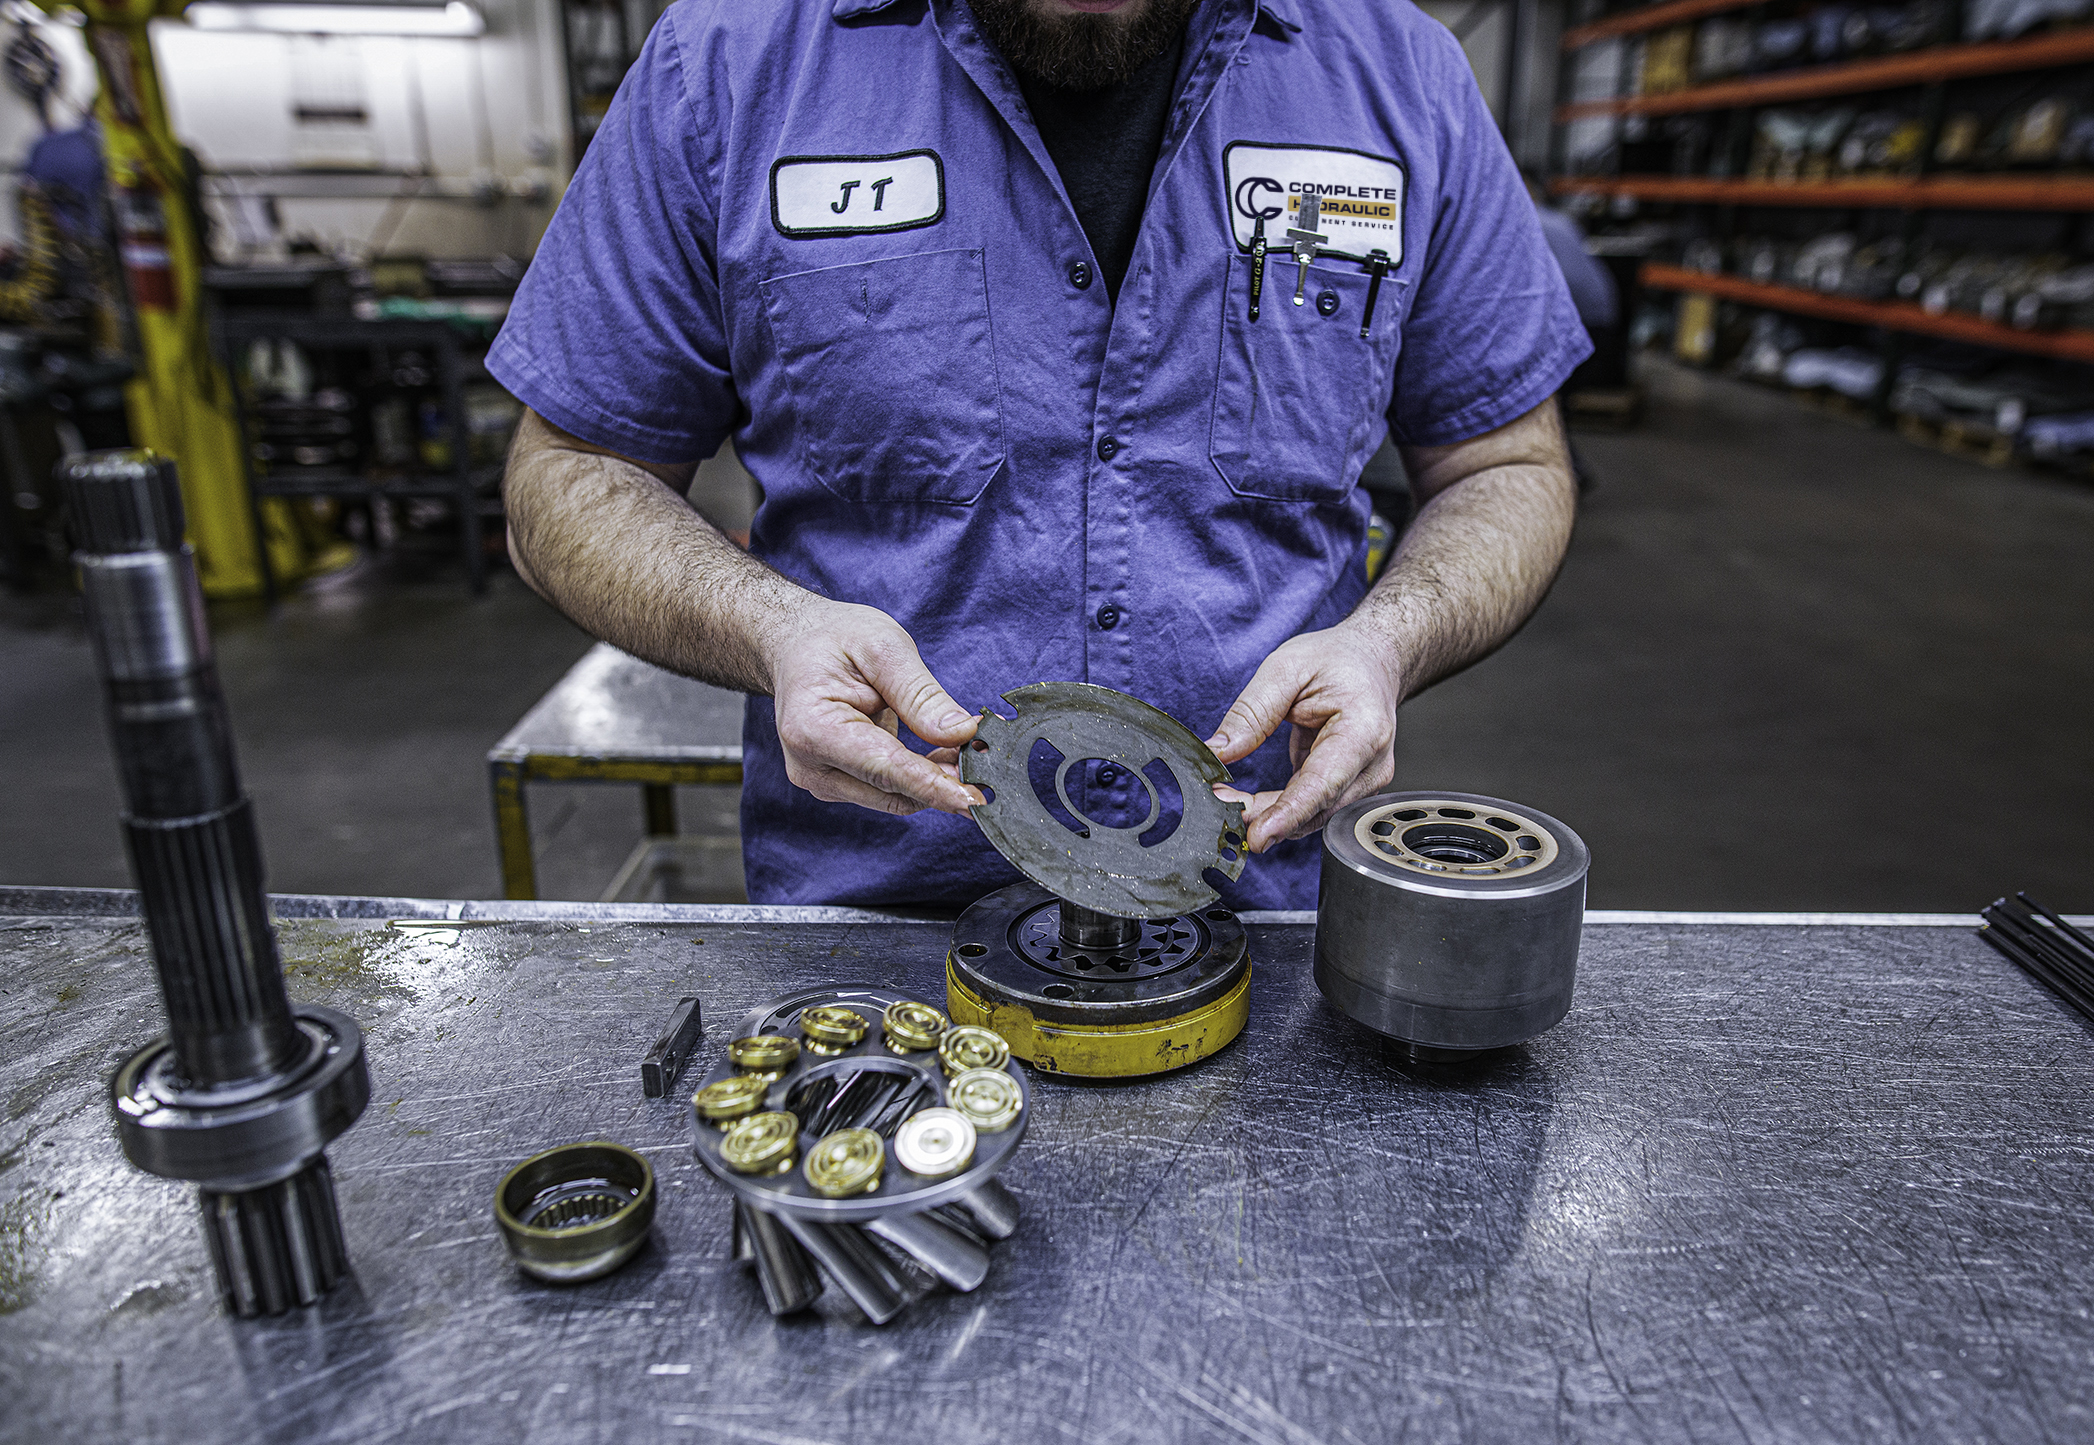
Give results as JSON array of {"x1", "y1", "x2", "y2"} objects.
[
  {"x1": 1224, "y1": 142, "x2": 1405, "y2": 264},
  {"x1": 771, "y1": 151, "x2": 944, "y2": 238}
]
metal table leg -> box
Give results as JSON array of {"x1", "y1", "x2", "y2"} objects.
[
  {"x1": 643, "y1": 783, "x2": 677, "y2": 838},
  {"x1": 490, "y1": 757, "x2": 537, "y2": 899}
]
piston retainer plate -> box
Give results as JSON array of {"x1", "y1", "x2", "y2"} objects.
[
  {"x1": 688, "y1": 986, "x2": 1028, "y2": 1223},
  {"x1": 962, "y1": 682, "x2": 1246, "y2": 919}
]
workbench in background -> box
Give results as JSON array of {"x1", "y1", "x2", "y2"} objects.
[
  {"x1": 487, "y1": 643, "x2": 747, "y2": 903},
  {"x1": 2, "y1": 895, "x2": 2090, "y2": 1443}
]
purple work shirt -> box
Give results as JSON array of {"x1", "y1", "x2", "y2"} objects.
[{"x1": 488, "y1": 0, "x2": 1590, "y2": 910}]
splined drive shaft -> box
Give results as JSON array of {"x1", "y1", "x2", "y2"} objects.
[{"x1": 66, "y1": 451, "x2": 371, "y2": 1318}]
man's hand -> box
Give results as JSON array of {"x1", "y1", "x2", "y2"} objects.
[
  {"x1": 762, "y1": 599, "x2": 982, "y2": 816},
  {"x1": 504, "y1": 410, "x2": 981, "y2": 818},
  {"x1": 1207, "y1": 399, "x2": 1577, "y2": 852},
  {"x1": 1207, "y1": 622, "x2": 1401, "y2": 853}
]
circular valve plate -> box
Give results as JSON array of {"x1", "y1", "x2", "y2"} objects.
[
  {"x1": 947, "y1": 883, "x2": 1252, "y2": 1077},
  {"x1": 962, "y1": 682, "x2": 1247, "y2": 920}
]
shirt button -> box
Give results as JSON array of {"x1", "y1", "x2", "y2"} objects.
[
  {"x1": 1316, "y1": 289, "x2": 1340, "y2": 317},
  {"x1": 1095, "y1": 604, "x2": 1120, "y2": 631},
  {"x1": 1097, "y1": 435, "x2": 1119, "y2": 461},
  {"x1": 1069, "y1": 260, "x2": 1093, "y2": 290}
]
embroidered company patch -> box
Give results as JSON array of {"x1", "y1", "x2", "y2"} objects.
[
  {"x1": 1224, "y1": 142, "x2": 1404, "y2": 264},
  {"x1": 770, "y1": 151, "x2": 944, "y2": 238}
]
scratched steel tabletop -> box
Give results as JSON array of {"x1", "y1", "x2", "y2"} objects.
[{"x1": 2, "y1": 896, "x2": 2091, "y2": 1444}]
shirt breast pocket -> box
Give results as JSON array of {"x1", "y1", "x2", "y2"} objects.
[
  {"x1": 759, "y1": 248, "x2": 1007, "y2": 506},
  {"x1": 1210, "y1": 254, "x2": 1405, "y2": 505}
]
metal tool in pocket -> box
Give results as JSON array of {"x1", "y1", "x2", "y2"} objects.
[{"x1": 1286, "y1": 193, "x2": 1328, "y2": 307}]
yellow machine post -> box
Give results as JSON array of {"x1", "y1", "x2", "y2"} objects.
[{"x1": 52, "y1": 0, "x2": 308, "y2": 596}]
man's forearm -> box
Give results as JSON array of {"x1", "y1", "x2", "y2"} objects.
[
  {"x1": 1358, "y1": 401, "x2": 1578, "y2": 699},
  {"x1": 503, "y1": 412, "x2": 807, "y2": 694},
  {"x1": 1204, "y1": 400, "x2": 1576, "y2": 849},
  {"x1": 503, "y1": 410, "x2": 981, "y2": 814}
]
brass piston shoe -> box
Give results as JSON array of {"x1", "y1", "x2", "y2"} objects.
[{"x1": 946, "y1": 882, "x2": 1251, "y2": 1077}]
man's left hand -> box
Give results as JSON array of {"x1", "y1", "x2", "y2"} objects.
[
  {"x1": 1205, "y1": 621, "x2": 1402, "y2": 853},
  {"x1": 1205, "y1": 400, "x2": 1578, "y2": 855}
]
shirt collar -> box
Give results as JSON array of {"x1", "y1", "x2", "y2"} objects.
[
  {"x1": 833, "y1": 0, "x2": 1301, "y2": 30},
  {"x1": 1254, "y1": 0, "x2": 1301, "y2": 32}
]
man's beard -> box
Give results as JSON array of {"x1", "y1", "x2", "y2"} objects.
[{"x1": 969, "y1": 0, "x2": 1200, "y2": 90}]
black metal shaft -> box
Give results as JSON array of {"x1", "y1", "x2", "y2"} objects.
[
  {"x1": 64, "y1": 451, "x2": 300, "y2": 1086},
  {"x1": 1058, "y1": 900, "x2": 1141, "y2": 951},
  {"x1": 201, "y1": 1157, "x2": 349, "y2": 1316},
  {"x1": 66, "y1": 450, "x2": 367, "y2": 1319}
]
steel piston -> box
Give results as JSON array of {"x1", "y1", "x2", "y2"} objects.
[{"x1": 691, "y1": 986, "x2": 1029, "y2": 1324}]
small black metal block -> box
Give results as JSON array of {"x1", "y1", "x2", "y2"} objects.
[{"x1": 641, "y1": 996, "x2": 704, "y2": 1098}]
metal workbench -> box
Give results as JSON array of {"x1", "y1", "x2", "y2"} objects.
[
  {"x1": 3, "y1": 892, "x2": 2091, "y2": 1444},
  {"x1": 487, "y1": 643, "x2": 747, "y2": 900}
]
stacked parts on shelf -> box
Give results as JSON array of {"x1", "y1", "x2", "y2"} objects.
[{"x1": 1553, "y1": 0, "x2": 2094, "y2": 464}]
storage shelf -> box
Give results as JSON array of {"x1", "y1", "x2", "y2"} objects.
[
  {"x1": 1640, "y1": 263, "x2": 2094, "y2": 361},
  {"x1": 1562, "y1": 0, "x2": 1763, "y2": 52},
  {"x1": 251, "y1": 465, "x2": 502, "y2": 497},
  {"x1": 1556, "y1": 173, "x2": 2094, "y2": 209},
  {"x1": 1556, "y1": 28, "x2": 2094, "y2": 120}
]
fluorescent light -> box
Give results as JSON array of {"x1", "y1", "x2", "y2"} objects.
[{"x1": 186, "y1": 2, "x2": 484, "y2": 35}]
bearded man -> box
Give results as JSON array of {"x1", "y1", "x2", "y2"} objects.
[{"x1": 489, "y1": 0, "x2": 1588, "y2": 910}]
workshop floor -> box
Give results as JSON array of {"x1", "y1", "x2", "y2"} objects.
[
  {"x1": 1, "y1": 358, "x2": 2089, "y2": 910},
  {"x1": 0, "y1": 548, "x2": 636, "y2": 903}
]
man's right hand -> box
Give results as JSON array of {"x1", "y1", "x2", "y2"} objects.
[
  {"x1": 504, "y1": 412, "x2": 981, "y2": 820},
  {"x1": 760, "y1": 598, "x2": 983, "y2": 816}
]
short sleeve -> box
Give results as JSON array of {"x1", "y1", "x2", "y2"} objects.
[
  {"x1": 1388, "y1": 33, "x2": 1592, "y2": 448},
  {"x1": 486, "y1": 21, "x2": 734, "y2": 465}
]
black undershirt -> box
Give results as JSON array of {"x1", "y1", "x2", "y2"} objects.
[{"x1": 1014, "y1": 30, "x2": 1186, "y2": 303}]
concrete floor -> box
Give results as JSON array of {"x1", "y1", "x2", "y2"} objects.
[
  {"x1": 1399, "y1": 361, "x2": 2094, "y2": 911},
  {"x1": 0, "y1": 551, "x2": 628, "y2": 901},
  {"x1": 2, "y1": 360, "x2": 2090, "y2": 910}
]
